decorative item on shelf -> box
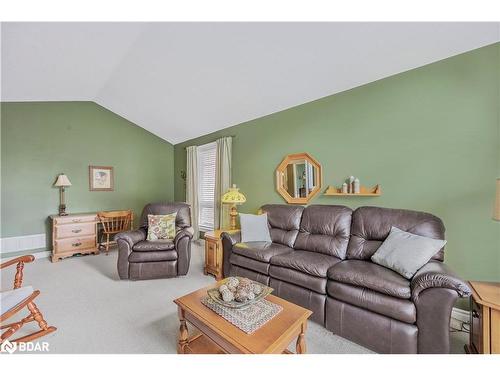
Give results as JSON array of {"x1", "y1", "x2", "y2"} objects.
[
  {"x1": 89, "y1": 165, "x2": 114, "y2": 191},
  {"x1": 354, "y1": 178, "x2": 360, "y2": 194},
  {"x1": 348, "y1": 176, "x2": 355, "y2": 193},
  {"x1": 207, "y1": 277, "x2": 273, "y2": 309},
  {"x1": 341, "y1": 182, "x2": 348, "y2": 194},
  {"x1": 53, "y1": 173, "x2": 72, "y2": 216},
  {"x1": 324, "y1": 183, "x2": 381, "y2": 196},
  {"x1": 494, "y1": 178, "x2": 500, "y2": 221},
  {"x1": 221, "y1": 184, "x2": 247, "y2": 230}
]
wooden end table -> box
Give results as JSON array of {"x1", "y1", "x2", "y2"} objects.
[
  {"x1": 203, "y1": 230, "x2": 238, "y2": 280},
  {"x1": 465, "y1": 281, "x2": 500, "y2": 354},
  {"x1": 173, "y1": 282, "x2": 312, "y2": 354}
]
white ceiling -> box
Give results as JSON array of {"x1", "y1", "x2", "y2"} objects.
[{"x1": 2, "y1": 22, "x2": 499, "y2": 144}]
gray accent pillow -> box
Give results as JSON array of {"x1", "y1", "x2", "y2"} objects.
[
  {"x1": 239, "y1": 213, "x2": 272, "y2": 243},
  {"x1": 371, "y1": 226, "x2": 446, "y2": 279}
]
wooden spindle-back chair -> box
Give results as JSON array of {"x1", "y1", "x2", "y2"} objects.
[
  {"x1": 97, "y1": 210, "x2": 133, "y2": 255},
  {"x1": 1, "y1": 255, "x2": 56, "y2": 343}
]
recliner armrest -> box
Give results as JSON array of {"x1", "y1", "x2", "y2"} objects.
[
  {"x1": 175, "y1": 227, "x2": 193, "y2": 276},
  {"x1": 410, "y1": 261, "x2": 471, "y2": 302},
  {"x1": 115, "y1": 228, "x2": 147, "y2": 248},
  {"x1": 175, "y1": 227, "x2": 194, "y2": 245}
]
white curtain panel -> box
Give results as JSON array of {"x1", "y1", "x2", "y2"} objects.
[
  {"x1": 214, "y1": 137, "x2": 232, "y2": 230},
  {"x1": 186, "y1": 145, "x2": 199, "y2": 240}
]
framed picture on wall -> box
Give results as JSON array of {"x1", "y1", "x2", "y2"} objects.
[{"x1": 89, "y1": 165, "x2": 114, "y2": 191}]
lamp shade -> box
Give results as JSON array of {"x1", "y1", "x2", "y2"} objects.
[
  {"x1": 54, "y1": 174, "x2": 72, "y2": 187},
  {"x1": 494, "y1": 178, "x2": 500, "y2": 221},
  {"x1": 222, "y1": 184, "x2": 246, "y2": 204}
]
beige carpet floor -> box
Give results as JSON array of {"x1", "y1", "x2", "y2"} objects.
[{"x1": 0, "y1": 241, "x2": 467, "y2": 354}]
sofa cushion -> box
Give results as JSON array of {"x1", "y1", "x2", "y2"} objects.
[
  {"x1": 328, "y1": 260, "x2": 411, "y2": 299},
  {"x1": 270, "y1": 265, "x2": 327, "y2": 294},
  {"x1": 260, "y1": 204, "x2": 304, "y2": 247},
  {"x1": 147, "y1": 213, "x2": 177, "y2": 240},
  {"x1": 327, "y1": 281, "x2": 416, "y2": 324},
  {"x1": 230, "y1": 253, "x2": 270, "y2": 275},
  {"x1": 371, "y1": 226, "x2": 446, "y2": 279},
  {"x1": 294, "y1": 205, "x2": 352, "y2": 259},
  {"x1": 347, "y1": 206, "x2": 445, "y2": 261},
  {"x1": 239, "y1": 213, "x2": 272, "y2": 242},
  {"x1": 133, "y1": 240, "x2": 175, "y2": 251},
  {"x1": 270, "y1": 250, "x2": 341, "y2": 278},
  {"x1": 129, "y1": 250, "x2": 177, "y2": 263},
  {"x1": 232, "y1": 241, "x2": 294, "y2": 262},
  {"x1": 139, "y1": 202, "x2": 191, "y2": 231}
]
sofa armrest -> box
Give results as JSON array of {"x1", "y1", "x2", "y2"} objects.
[
  {"x1": 221, "y1": 231, "x2": 241, "y2": 277},
  {"x1": 411, "y1": 261, "x2": 471, "y2": 302},
  {"x1": 175, "y1": 227, "x2": 194, "y2": 246},
  {"x1": 411, "y1": 261, "x2": 471, "y2": 353},
  {"x1": 115, "y1": 228, "x2": 147, "y2": 248},
  {"x1": 221, "y1": 231, "x2": 241, "y2": 245}
]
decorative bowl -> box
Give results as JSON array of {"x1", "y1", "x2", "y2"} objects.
[{"x1": 207, "y1": 277, "x2": 273, "y2": 309}]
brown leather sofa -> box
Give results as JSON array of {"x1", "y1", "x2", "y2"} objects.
[
  {"x1": 221, "y1": 204, "x2": 471, "y2": 353},
  {"x1": 115, "y1": 202, "x2": 194, "y2": 280}
]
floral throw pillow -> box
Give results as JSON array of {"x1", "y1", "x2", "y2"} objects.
[{"x1": 147, "y1": 213, "x2": 177, "y2": 240}]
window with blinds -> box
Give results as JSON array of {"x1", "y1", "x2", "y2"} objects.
[{"x1": 197, "y1": 142, "x2": 217, "y2": 231}]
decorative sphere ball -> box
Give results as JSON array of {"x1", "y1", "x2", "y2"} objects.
[
  {"x1": 252, "y1": 284, "x2": 262, "y2": 295},
  {"x1": 226, "y1": 277, "x2": 239, "y2": 289},
  {"x1": 221, "y1": 290, "x2": 234, "y2": 302},
  {"x1": 234, "y1": 290, "x2": 249, "y2": 302}
]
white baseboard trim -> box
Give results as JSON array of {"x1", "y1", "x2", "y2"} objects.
[
  {"x1": 451, "y1": 307, "x2": 470, "y2": 324},
  {"x1": 0, "y1": 233, "x2": 46, "y2": 254}
]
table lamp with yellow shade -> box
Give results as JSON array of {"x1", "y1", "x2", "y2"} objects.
[
  {"x1": 53, "y1": 173, "x2": 72, "y2": 216},
  {"x1": 221, "y1": 184, "x2": 247, "y2": 230},
  {"x1": 494, "y1": 178, "x2": 500, "y2": 221}
]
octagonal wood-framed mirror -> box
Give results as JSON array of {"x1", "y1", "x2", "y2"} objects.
[{"x1": 276, "y1": 152, "x2": 322, "y2": 204}]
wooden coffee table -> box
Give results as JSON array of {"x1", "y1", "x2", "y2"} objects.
[{"x1": 173, "y1": 283, "x2": 312, "y2": 354}]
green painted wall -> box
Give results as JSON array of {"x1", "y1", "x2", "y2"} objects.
[
  {"x1": 174, "y1": 43, "x2": 500, "y2": 283},
  {"x1": 1, "y1": 102, "x2": 174, "y2": 244}
]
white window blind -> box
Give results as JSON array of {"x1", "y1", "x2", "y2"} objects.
[{"x1": 197, "y1": 142, "x2": 217, "y2": 231}]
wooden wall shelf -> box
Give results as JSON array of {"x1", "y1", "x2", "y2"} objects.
[{"x1": 324, "y1": 184, "x2": 381, "y2": 197}]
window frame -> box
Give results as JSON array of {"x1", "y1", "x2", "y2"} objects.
[{"x1": 197, "y1": 141, "x2": 217, "y2": 232}]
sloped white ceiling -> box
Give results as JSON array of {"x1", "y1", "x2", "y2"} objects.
[{"x1": 2, "y1": 22, "x2": 499, "y2": 144}]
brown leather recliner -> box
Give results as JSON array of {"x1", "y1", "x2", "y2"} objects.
[
  {"x1": 221, "y1": 204, "x2": 471, "y2": 354},
  {"x1": 115, "y1": 202, "x2": 194, "y2": 280}
]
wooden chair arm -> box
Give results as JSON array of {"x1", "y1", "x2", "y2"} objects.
[
  {"x1": 1, "y1": 255, "x2": 35, "y2": 270},
  {"x1": 1, "y1": 255, "x2": 34, "y2": 289}
]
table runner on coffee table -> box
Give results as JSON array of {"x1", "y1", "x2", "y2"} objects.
[{"x1": 201, "y1": 296, "x2": 282, "y2": 334}]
